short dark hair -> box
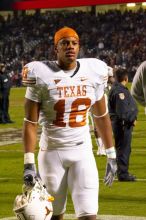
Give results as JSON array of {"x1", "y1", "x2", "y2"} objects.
[{"x1": 115, "y1": 68, "x2": 128, "y2": 82}]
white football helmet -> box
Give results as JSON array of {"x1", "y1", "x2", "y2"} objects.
[{"x1": 13, "y1": 180, "x2": 54, "y2": 220}]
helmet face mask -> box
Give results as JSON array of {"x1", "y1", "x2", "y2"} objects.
[{"x1": 13, "y1": 180, "x2": 53, "y2": 220}]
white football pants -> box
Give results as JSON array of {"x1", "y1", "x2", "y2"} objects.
[{"x1": 38, "y1": 146, "x2": 99, "y2": 218}]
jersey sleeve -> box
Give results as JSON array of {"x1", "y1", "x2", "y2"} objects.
[
  {"x1": 94, "y1": 84, "x2": 105, "y2": 101},
  {"x1": 96, "y1": 61, "x2": 108, "y2": 86},
  {"x1": 22, "y1": 62, "x2": 37, "y2": 86},
  {"x1": 22, "y1": 61, "x2": 44, "y2": 102},
  {"x1": 131, "y1": 61, "x2": 146, "y2": 106},
  {"x1": 93, "y1": 59, "x2": 108, "y2": 101},
  {"x1": 25, "y1": 86, "x2": 42, "y2": 102}
]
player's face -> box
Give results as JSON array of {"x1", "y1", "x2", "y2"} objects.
[{"x1": 55, "y1": 37, "x2": 80, "y2": 67}]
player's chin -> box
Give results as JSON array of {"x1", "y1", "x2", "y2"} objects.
[{"x1": 66, "y1": 55, "x2": 76, "y2": 62}]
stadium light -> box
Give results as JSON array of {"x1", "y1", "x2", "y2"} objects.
[
  {"x1": 126, "y1": 3, "x2": 136, "y2": 7},
  {"x1": 142, "y1": 2, "x2": 146, "y2": 6}
]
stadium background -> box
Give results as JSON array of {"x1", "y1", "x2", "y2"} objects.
[
  {"x1": 1, "y1": 0, "x2": 146, "y2": 85},
  {"x1": 0, "y1": 0, "x2": 146, "y2": 219}
]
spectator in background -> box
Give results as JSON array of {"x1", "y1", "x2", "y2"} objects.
[
  {"x1": 0, "y1": 63, "x2": 14, "y2": 124},
  {"x1": 1, "y1": 9, "x2": 146, "y2": 81},
  {"x1": 108, "y1": 67, "x2": 138, "y2": 181},
  {"x1": 12, "y1": 71, "x2": 22, "y2": 87}
]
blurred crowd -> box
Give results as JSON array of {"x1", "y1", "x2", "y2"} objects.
[{"x1": 0, "y1": 8, "x2": 146, "y2": 85}]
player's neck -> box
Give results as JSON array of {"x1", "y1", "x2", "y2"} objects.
[{"x1": 57, "y1": 61, "x2": 77, "y2": 71}]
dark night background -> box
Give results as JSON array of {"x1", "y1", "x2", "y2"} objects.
[{"x1": 0, "y1": 0, "x2": 18, "y2": 10}]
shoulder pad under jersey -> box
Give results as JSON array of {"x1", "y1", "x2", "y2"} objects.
[
  {"x1": 22, "y1": 61, "x2": 59, "y2": 86},
  {"x1": 78, "y1": 58, "x2": 108, "y2": 85}
]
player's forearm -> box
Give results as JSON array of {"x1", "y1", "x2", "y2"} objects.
[
  {"x1": 23, "y1": 121, "x2": 38, "y2": 153},
  {"x1": 94, "y1": 113, "x2": 113, "y2": 149}
]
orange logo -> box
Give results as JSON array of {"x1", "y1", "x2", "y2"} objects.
[
  {"x1": 22, "y1": 67, "x2": 29, "y2": 79},
  {"x1": 44, "y1": 206, "x2": 51, "y2": 220}
]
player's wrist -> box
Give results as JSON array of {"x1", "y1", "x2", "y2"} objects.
[
  {"x1": 105, "y1": 146, "x2": 116, "y2": 159},
  {"x1": 24, "y1": 152, "x2": 35, "y2": 164},
  {"x1": 23, "y1": 160, "x2": 37, "y2": 186}
]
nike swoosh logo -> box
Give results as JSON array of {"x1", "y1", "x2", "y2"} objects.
[{"x1": 80, "y1": 78, "x2": 87, "y2": 81}]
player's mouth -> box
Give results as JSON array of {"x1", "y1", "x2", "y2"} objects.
[{"x1": 65, "y1": 51, "x2": 76, "y2": 57}]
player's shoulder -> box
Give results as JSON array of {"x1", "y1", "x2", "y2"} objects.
[
  {"x1": 22, "y1": 60, "x2": 57, "y2": 86},
  {"x1": 22, "y1": 60, "x2": 46, "y2": 77},
  {"x1": 79, "y1": 58, "x2": 108, "y2": 74},
  {"x1": 24, "y1": 60, "x2": 56, "y2": 73},
  {"x1": 138, "y1": 61, "x2": 146, "y2": 68},
  {"x1": 132, "y1": 61, "x2": 146, "y2": 85},
  {"x1": 25, "y1": 60, "x2": 42, "y2": 67},
  {"x1": 136, "y1": 61, "x2": 146, "y2": 75},
  {"x1": 78, "y1": 58, "x2": 108, "y2": 84},
  {"x1": 78, "y1": 58, "x2": 107, "y2": 68}
]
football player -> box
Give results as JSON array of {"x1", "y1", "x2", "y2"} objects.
[{"x1": 22, "y1": 27, "x2": 117, "y2": 220}]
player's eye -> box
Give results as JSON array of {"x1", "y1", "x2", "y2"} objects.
[
  {"x1": 60, "y1": 40, "x2": 79, "y2": 47},
  {"x1": 72, "y1": 41, "x2": 79, "y2": 46},
  {"x1": 60, "y1": 40, "x2": 68, "y2": 46}
]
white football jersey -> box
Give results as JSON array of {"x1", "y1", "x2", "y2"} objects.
[{"x1": 23, "y1": 58, "x2": 108, "y2": 149}]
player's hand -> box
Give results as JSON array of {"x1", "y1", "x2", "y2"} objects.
[
  {"x1": 104, "y1": 158, "x2": 117, "y2": 187},
  {"x1": 24, "y1": 163, "x2": 37, "y2": 186}
]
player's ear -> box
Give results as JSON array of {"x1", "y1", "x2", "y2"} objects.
[{"x1": 54, "y1": 45, "x2": 58, "y2": 54}]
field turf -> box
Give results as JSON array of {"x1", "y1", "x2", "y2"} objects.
[{"x1": 0, "y1": 86, "x2": 146, "y2": 219}]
